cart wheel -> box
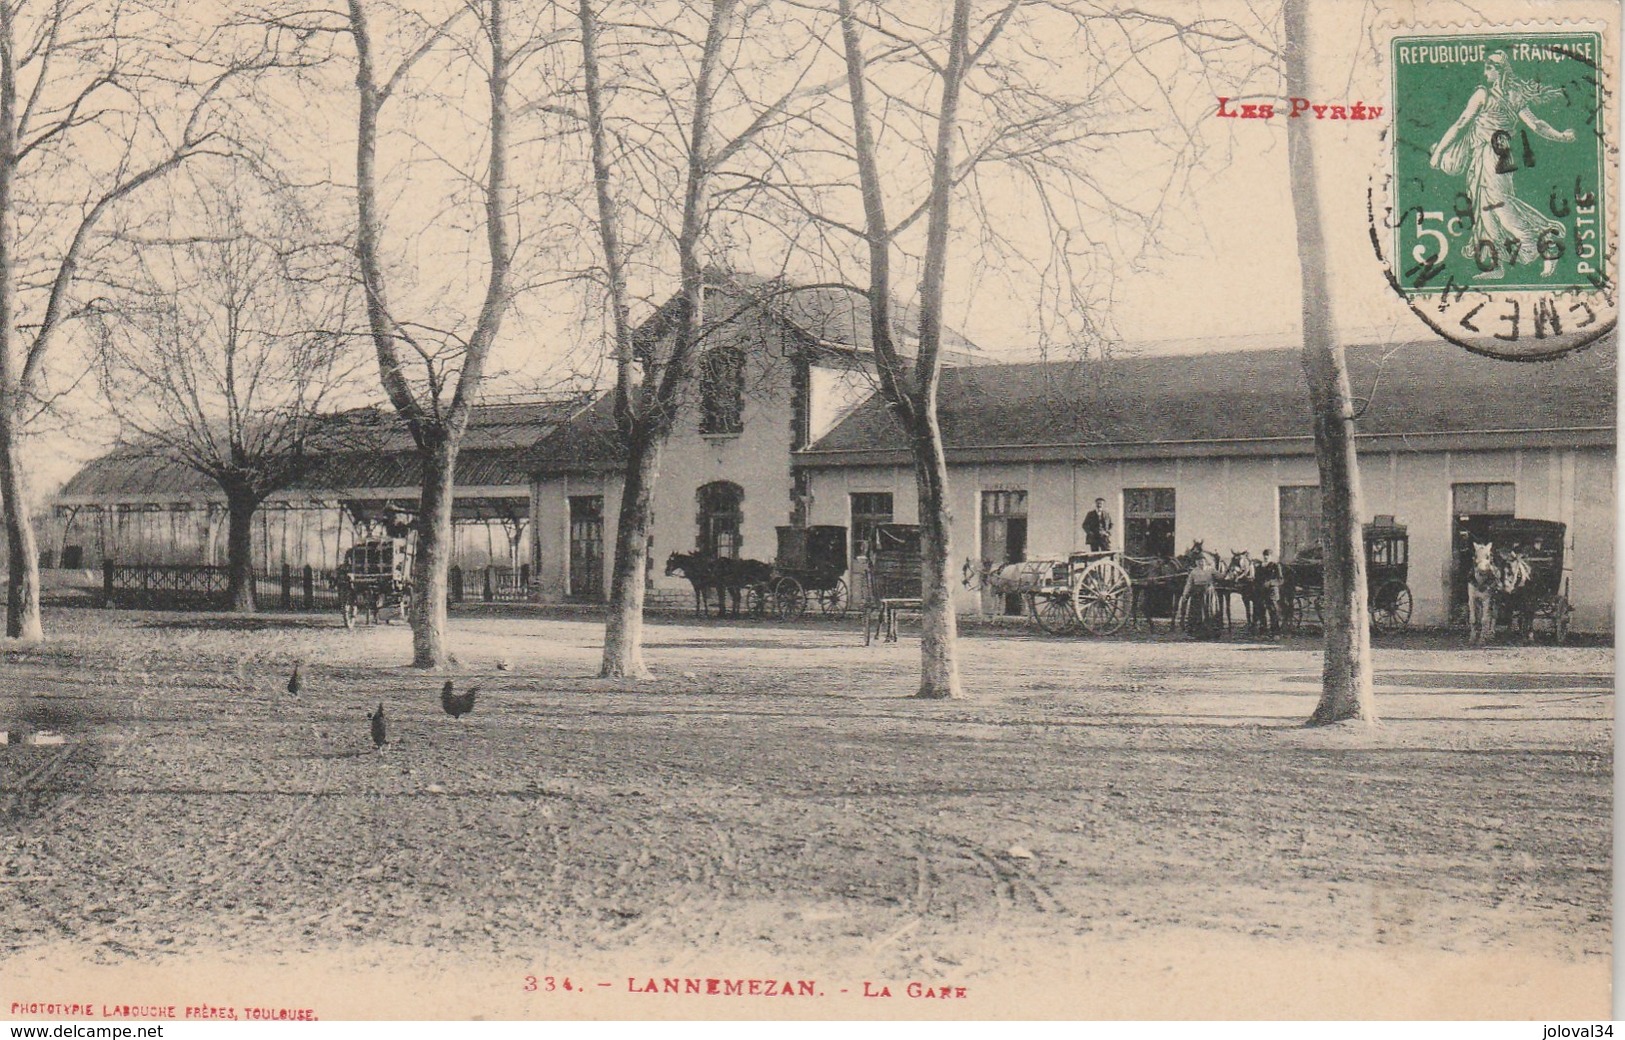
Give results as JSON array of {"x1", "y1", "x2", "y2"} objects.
[
  {"x1": 1075, "y1": 558, "x2": 1130, "y2": 635},
  {"x1": 774, "y1": 576, "x2": 807, "y2": 620},
  {"x1": 1029, "y1": 591, "x2": 1076, "y2": 635},
  {"x1": 1370, "y1": 581, "x2": 1412, "y2": 635},
  {"x1": 819, "y1": 578, "x2": 848, "y2": 617},
  {"x1": 1553, "y1": 596, "x2": 1570, "y2": 645}
]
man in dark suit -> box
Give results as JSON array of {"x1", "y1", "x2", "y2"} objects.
[
  {"x1": 1254, "y1": 548, "x2": 1284, "y2": 636},
  {"x1": 1083, "y1": 497, "x2": 1114, "y2": 552}
]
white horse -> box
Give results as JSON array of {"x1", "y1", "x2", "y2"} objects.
[
  {"x1": 1467, "y1": 541, "x2": 1499, "y2": 645},
  {"x1": 961, "y1": 557, "x2": 1064, "y2": 597}
]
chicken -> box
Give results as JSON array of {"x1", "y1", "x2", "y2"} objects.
[
  {"x1": 368, "y1": 703, "x2": 387, "y2": 748},
  {"x1": 287, "y1": 664, "x2": 302, "y2": 697},
  {"x1": 441, "y1": 679, "x2": 478, "y2": 719}
]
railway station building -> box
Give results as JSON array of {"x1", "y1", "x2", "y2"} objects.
[
  {"x1": 52, "y1": 274, "x2": 1616, "y2": 634},
  {"x1": 525, "y1": 284, "x2": 1615, "y2": 633}
]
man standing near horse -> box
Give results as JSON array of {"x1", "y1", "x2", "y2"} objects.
[
  {"x1": 1083, "y1": 497, "x2": 1114, "y2": 552},
  {"x1": 1254, "y1": 548, "x2": 1284, "y2": 637}
]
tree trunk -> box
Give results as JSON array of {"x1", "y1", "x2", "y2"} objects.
[
  {"x1": 0, "y1": 410, "x2": 41, "y2": 641},
  {"x1": 912, "y1": 422, "x2": 962, "y2": 699},
  {"x1": 223, "y1": 488, "x2": 258, "y2": 613},
  {"x1": 0, "y1": 10, "x2": 34, "y2": 642},
  {"x1": 1286, "y1": 0, "x2": 1376, "y2": 726},
  {"x1": 601, "y1": 426, "x2": 662, "y2": 679},
  {"x1": 411, "y1": 437, "x2": 458, "y2": 668}
]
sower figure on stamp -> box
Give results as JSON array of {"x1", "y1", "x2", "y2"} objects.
[
  {"x1": 1429, "y1": 50, "x2": 1576, "y2": 280},
  {"x1": 1083, "y1": 497, "x2": 1114, "y2": 553},
  {"x1": 1254, "y1": 548, "x2": 1284, "y2": 637}
]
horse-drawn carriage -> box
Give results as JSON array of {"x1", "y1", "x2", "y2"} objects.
[
  {"x1": 1479, "y1": 518, "x2": 1572, "y2": 643},
  {"x1": 1282, "y1": 518, "x2": 1413, "y2": 635},
  {"x1": 750, "y1": 525, "x2": 849, "y2": 619},
  {"x1": 963, "y1": 550, "x2": 1133, "y2": 636},
  {"x1": 863, "y1": 523, "x2": 923, "y2": 644},
  {"x1": 663, "y1": 525, "x2": 850, "y2": 621},
  {"x1": 336, "y1": 537, "x2": 413, "y2": 627}
]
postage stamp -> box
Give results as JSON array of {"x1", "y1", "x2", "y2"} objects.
[{"x1": 1376, "y1": 29, "x2": 1616, "y2": 358}]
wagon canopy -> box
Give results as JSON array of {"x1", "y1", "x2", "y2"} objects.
[
  {"x1": 1485, "y1": 518, "x2": 1567, "y2": 595},
  {"x1": 776, "y1": 525, "x2": 847, "y2": 573}
]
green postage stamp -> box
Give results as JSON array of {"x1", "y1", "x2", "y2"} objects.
[{"x1": 1384, "y1": 31, "x2": 1613, "y2": 357}]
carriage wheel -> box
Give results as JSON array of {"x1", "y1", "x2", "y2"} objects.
[
  {"x1": 1285, "y1": 592, "x2": 1311, "y2": 634},
  {"x1": 1075, "y1": 558, "x2": 1131, "y2": 636},
  {"x1": 818, "y1": 578, "x2": 848, "y2": 618},
  {"x1": 1370, "y1": 581, "x2": 1412, "y2": 635},
  {"x1": 774, "y1": 577, "x2": 808, "y2": 620},
  {"x1": 1553, "y1": 596, "x2": 1571, "y2": 645},
  {"x1": 1028, "y1": 591, "x2": 1077, "y2": 635}
]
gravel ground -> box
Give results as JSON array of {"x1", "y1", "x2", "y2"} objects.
[{"x1": 0, "y1": 605, "x2": 1612, "y2": 1019}]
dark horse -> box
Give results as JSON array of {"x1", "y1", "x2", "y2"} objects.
[
  {"x1": 1121, "y1": 555, "x2": 1184, "y2": 631},
  {"x1": 664, "y1": 552, "x2": 773, "y2": 618}
]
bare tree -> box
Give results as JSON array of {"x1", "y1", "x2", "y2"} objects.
[
  {"x1": 0, "y1": 1, "x2": 251, "y2": 640},
  {"x1": 1284, "y1": 0, "x2": 1375, "y2": 725},
  {"x1": 342, "y1": 0, "x2": 524, "y2": 668},
  {"x1": 89, "y1": 179, "x2": 360, "y2": 612},
  {"x1": 808, "y1": 1, "x2": 1262, "y2": 698},
  {"x1": 576, "y1": 0, "x2": 834, "y2": 678}
]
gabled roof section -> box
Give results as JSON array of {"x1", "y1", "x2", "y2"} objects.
[
  {"x1": 634, "y1": 270, "x2": 984, "y2": 365},
  {"x1": 525, "y1": 392, "x2": 625, "y2": 476},
  {"x1": 802, "y1": 339, "x2": 1617, "y2": 461}
]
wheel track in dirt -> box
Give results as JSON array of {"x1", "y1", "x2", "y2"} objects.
[{"x1": 839, "y1": 801, "x2": 1069, "y2": 919}]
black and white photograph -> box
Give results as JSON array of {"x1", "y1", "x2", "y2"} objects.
[{"x1": 0, "y1": 0, "x2": 1616, "y2": 1022}]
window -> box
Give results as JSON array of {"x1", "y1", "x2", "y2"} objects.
[
  {"x1": 699, "y1": 344, "x2": 745, "y2": 435},
  {"x1": 1124, "y1": 487, "x2": 1175, "y2": 558},
  {"x1": 697, "y1": 481, "x2": 744, "y2": 557},
  {"x1": 568, "y1": 496, "x2": 604, "y2": 601},
  {"x1": 849, "y1": 492, "x2": 893, "y2": 558},
  {"x1": 1278, "y1": 485, "x2": 1322, "y2": 561},
  {"x1": 1452, "y1": 482, "x2": 1515, "y2": 517}
]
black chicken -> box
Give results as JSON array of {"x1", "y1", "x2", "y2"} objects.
[
  {"x1": 287, "y1": 664, "x2": 302, "y2": 697},
  {"x1": 441, "y1": 679, "x2": 478, "y2": 719},
  {"x1": 368, "y1": 703, "x2": 387, "y2": 747}
]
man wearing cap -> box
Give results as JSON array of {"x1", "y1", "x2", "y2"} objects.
[
  {"x1": 1082, "y1": 497, "x2": 1114, "y2": 553},
  {"x1": 1255, "y1": 548, "x2": 1284, "y2": 636}
]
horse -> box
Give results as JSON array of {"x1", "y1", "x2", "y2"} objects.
[
  {"x1": 1495, "y1": 547, "x2": 1536, "y2": 642},
  {"x1": 711, "y1": 556, "x2": 774, "y2": 618},
  {"x1": 1466, "y1": 541, "x2": 1499, "y2": 645},
  {"x1": 962, "y1": 557, "x2": 1067, "y2": 621},
  {"x1": 665, "y1": 551, "x2": 720, "y2": 617},
  {"x1": 961, "y1": 557, "x2": 1061, "y2": 596},
  {"x1": 1120, "y1": 554, "x2": 1184, "y2": 631}
]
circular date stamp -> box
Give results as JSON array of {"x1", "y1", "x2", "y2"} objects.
[{"x1": 1371, "y1": 29, "x2": 1616, "y2": 359}]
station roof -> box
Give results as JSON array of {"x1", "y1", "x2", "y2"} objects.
[
  {"x1": 57, "y1": 399, "x2": 593, "y2": 506},
  {"x1": 799, "y1": 339, "x2": 1617, "y2": 465}
]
